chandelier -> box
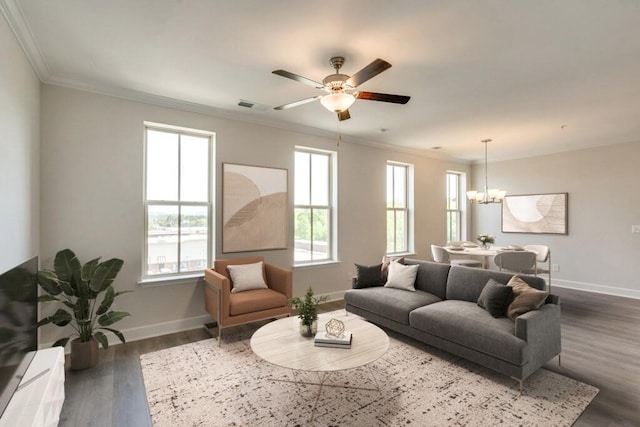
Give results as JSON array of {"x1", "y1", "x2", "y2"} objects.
[{"x1": 466, "y1": 139, "x2": 506, "y2": 204}]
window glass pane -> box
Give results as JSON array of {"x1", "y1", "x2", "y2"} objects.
[
  {"x1": 447, "y1": 173, "x2": 459, "y2": 210},
  {"x1": 147, "y1": 205, "x2": 179, "y2": 275},
  {"x1": 393, "y1": 166, "x2": 406, "y2": 208},
  {"x1": 294, "y1": 208, "x2": 311, "y2": 262},
  {"x1": 395, "y1": 210, "x2": 407, "y2": 252},
  {"x1": 311, "y1": 208, "x2": 329, "y2": 259},
  {"x1": 180, "y1": 205, "x2": 208, "y2": 272},
  {"x1": 386, "y1": 209, "x2": 395, "y2": 253},
  {"x1": 310, "y1": 153, "x2": 329, "y2": 205},
  {"x1": 294, "y1": 152, "x2": 310, "y2": 205},
  {"x1": 386, "y1": 165, "x2": 394, "y2": 208},
  {"x1": 146, "y1": 130, "x2": 178, "y2": 201},
  {"x1": 180, "y1": 135, "x2": 209, "y2": 202}
]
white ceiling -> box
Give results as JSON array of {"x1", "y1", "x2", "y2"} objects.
[{"x1": 5, "y1": 0, "x2": 640, "y2": 162}]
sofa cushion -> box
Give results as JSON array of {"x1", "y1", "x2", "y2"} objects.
[
  {"x1": 446, "y1": 266, "x2": 546, "y2": 302},
  {"x1": 345, "y1": 287, "x2": 441, "y2": 325},
  {"x1": 409, "y1": 300, "x2": 528, "y2": 365},
  {"x1": 506, "y1": 275, "x2": 549, "y2": 320},
  {"x1": 384, "y1": 262, "x2": 419, "y2": 291},
  {"x1": 354, "y1": 263, "x2": 383, "y2": 288},
  {"x1": 229, "y1": 288, "x2": 287, "y2": 316},
  {"x1": 404, "y1": 259, "x2": 451, "y2": 300},
  {"x1": 477, "y1": 279, "x2": 513, "y2": 318}
]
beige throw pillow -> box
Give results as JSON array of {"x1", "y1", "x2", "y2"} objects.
[
  {"x1": 228, "y1": 262, "x2": 268, "y2": 293},
  {"x1": 384, "y1": 262, "x2": 419, "y2": 291},
  {"x1": 506, "y1": 275, "x2": 549, "y2": 320}
]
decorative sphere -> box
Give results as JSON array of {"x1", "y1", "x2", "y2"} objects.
[{"x1": 325, "y1": 318, "x2": 345, "y2": 338}]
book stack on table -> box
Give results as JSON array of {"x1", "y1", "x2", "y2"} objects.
[{"x1": 314, "y1": 331, "x2": 352, "y2": 349}]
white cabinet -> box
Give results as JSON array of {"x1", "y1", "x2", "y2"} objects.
[{"x1": 0, "y1": 347, "x2": 65, "y2": 427}]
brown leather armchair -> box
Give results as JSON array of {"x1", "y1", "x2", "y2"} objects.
[{"x1": 203, "y1": 256, "x2": 292, "y2": 345}]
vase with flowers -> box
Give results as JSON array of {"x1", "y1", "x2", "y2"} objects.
[{"x1": 477, "y1": 234, "x2": 495, "y2": 249}]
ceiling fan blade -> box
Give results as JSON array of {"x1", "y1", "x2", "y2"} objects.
[
  {"x1": 272, "y1": 70, "x2": 324, "y2": 88},
  {"x1": 346, "y1": 58, "x2": 392, "y2": 87},
  {"x1": 337, "y1": 109, "x2": 351, "y2": 121},
  {"x1": 356, "y1": 91, "x2": 410, "y2": 104},
  {"x1": 274, "y1": 95, "x2": 322, "y2": 110}
]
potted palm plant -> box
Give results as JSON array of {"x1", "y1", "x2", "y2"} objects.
[
  {"x1": 37, "y1": 249, "x2": 131, "y2": 370},
  {"x1": 290, "y1": 287, "x2": 327, "y2": 337}
]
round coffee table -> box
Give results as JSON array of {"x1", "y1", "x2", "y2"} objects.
[{"x1": 250, "y1": 311, "x2": 389, "y2": 420}]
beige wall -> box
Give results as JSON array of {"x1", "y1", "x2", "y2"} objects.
[
  {"x1": 0, "y1": 13, "x2": 40, "y2": 272},
  {"x1": 39, "y1": 84, "x2": 468, "y2": 345},
  {"x1": 470, "y1": 141, "x2": 640, "y2": 298}
]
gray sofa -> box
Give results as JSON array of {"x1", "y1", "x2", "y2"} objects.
[{"x1": 344, "y1": 259, "x2": 561, "y2": 388}]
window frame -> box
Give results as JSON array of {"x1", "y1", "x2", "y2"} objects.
[
  {"x1": 446, "y1": 171, "x2": 467, "y2": 243},
  {"x1": 142, "y1": 122, "x2": 215, "y2": 282},
  {"x1": 293, "y1": 146, "x2": 337, "y2": 266},
  {"x1": 386, "y1": 161, "x2": 414, "y2": 255}
]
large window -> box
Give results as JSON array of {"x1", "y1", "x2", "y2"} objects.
[
  {"x1": 446, "y1": 171, "x2": 464, "y2": 243},
  {"x1": 143, "y1": 123, "x2": 214, "y2": 279},
  {"x1": 294, "y1": 148, "x2": 336, "y2": 263},
  {"x1": 387, "y1": 162, "x2": 412, "y2": 254}
]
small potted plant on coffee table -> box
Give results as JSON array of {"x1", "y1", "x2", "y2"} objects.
[{"x1": 290, "y1": 287, "x2": 327, "y2": 337}]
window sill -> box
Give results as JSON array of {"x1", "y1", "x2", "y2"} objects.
[
  {"x1": 293, "y1": 260, "x2": 340, "y2": 270},
  {"x1": 138, "y1": 273, "x2": 204, "y2": 288},
  {"x1": 386, "y1": 252, "x2": 417, "y2": 258}
]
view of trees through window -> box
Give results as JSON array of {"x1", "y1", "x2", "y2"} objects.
[
  {"x1": 294, "y1": 149, "x2": 333, "y2": 262},
  {"x1": 144, "y1": 126, "x2": 212, "y2": 277}
]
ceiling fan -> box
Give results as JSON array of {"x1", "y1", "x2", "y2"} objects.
[{"x1": 272, "y1": 56, "x2": 410, "y2": 121}]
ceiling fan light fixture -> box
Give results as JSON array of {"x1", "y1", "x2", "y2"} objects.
[{"x1": 320, "y1": 92, "x2": 356, "y2": 113}]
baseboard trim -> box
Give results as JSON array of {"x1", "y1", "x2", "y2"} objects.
[
  {"x1": 552, "y1": 279, "x2": 640, "y2": 300},
  {"x1": 320, "y1": 290, "x2": 346, "y2": 303},
  {"x1": 40, "y1": 314, "x2": 213, "y2": 352}
]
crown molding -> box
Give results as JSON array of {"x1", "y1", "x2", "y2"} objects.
[{"x1": 0, "y1": 0, "x2": 49, "y2": 80}]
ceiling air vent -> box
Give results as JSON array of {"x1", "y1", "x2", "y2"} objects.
[{"x1": 238, "y1": 99, "x2": 269, "y2": 111}]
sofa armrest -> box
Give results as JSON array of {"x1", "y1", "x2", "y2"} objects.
[
  {"x1": 515, "y1": 303, "x2": 562, "y2": 368},
  {"x1": 264, "y1": 263, "x2": 293, "y2": 300}
]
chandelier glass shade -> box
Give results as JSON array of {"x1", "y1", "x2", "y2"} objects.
[
  {"x1": 466, "y1": 139, "x2": 506, "y2": 204},
  {"x1": 320, "y1": 92, "x2": 356, "y2": 112}
]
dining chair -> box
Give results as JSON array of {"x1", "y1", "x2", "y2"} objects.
[
  {"x1": 523, "y1": 245, "x2": 552, "y2": 291},
  {"x1": 493, "y1": 251, "x2": 538, "y2": 277},
  {"x1": 431, "y1": 245, "x2": 482, "y2": 268}
]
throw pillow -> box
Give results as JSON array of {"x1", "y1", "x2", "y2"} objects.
[
  {"x1": 477, "y1": 279, "x2": 513, "y2": 318},
  {"x1": 354, "y1": 263, "x2": 383, "y2": 288},
  {"x1": 384, "y1": 262, "x2": 419, "y2": 291},
  {"x1": 228, "y1": 262, "x2": 268, "y2": 293},
  {"x1": 506, "y1": 275, "x2": 549, "y2": 320},
  {"x1": 381, "y1": 256, "x2": 405, "y2": 282}
]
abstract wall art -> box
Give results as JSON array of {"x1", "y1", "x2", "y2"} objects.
[
  {"x1": 222, "y1": 163, "x2": 288, "y2": 253},
  {"x1": 502, "y1": 193, "x2": 568, "y2": 234}
]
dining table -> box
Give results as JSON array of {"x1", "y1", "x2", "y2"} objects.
[{"x1": 445, "y1": 245, "x2": 506, "y2": 269}]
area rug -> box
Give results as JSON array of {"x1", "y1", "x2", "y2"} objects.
[{"x1": 140, "y1": 312, "x2": 598, "y2": 426}]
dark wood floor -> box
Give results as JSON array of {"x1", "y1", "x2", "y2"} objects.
[{"x1": 58, "y1": 290, "x2": 639, "y2": 427}]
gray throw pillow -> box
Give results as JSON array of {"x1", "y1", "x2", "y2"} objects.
[
  {"x1": 354, "y1": 263, "x2": 383, "y2": 288},
  {"x1": 477, "y1": 278, "x2": 513, "y2": 318}
]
